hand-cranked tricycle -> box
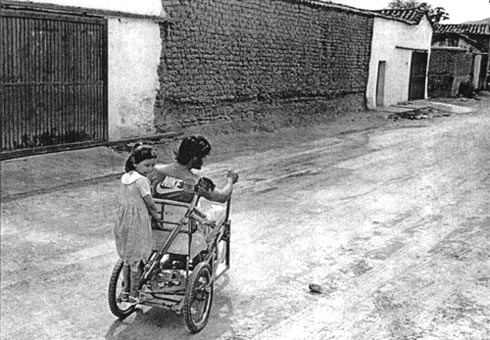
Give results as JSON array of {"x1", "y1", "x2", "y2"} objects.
[{"x1": 108, "y1": 177, "x2": 231, "y2": 333}]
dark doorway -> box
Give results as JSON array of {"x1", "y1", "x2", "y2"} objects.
[
  {"x1": 478, "y1": 54, "x2": 488, "y2": 90},
  {"x1": 408, "y1": 51, "x2": 428, "y2": 100},
  {"x1": 376, "y1": 61, "x2": 386, "y2": 107}
]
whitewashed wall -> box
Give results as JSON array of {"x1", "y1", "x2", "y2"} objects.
[
  {"x1": 366, "y1": 16, "x2": 433, "y2": 109},
  {"x1": 107, "y1": 18, "x2": 161, "y2": 140},
  {"x1": 12, "y1": 0, "x2": 165, "y2": 140}
]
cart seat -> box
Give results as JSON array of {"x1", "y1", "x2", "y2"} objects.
[
  {"x1": 152, "y1": 229, "x2": 206, "y2": 259},
  {"x1": 151, "y1": 198, "x2": 227, "y2": 259},
  {"x1": 152, "y1": 198, "x2": 207, "y2": 259}
]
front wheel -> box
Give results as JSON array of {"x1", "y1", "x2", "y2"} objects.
[
  {"x1": 108, "y1": 259, "x2": 136, "y2": 319},
  {"x1": 183, "y1": 263, "x2": 214, "y2": 333}
]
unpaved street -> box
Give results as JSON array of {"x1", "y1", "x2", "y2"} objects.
[{"x1": 1, "y1": 101, "x2": 490, "y2": 340}]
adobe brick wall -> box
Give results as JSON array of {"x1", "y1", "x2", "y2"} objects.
[
  {"x1": 467, "y1": 35, "x2": 489, "y2": 53},
  {"x1": 429, "y1": 48, "x2": 473, "y2": 97},
  {"x1": 154, "y1": 0, "x2": 374, "y2": 132}
]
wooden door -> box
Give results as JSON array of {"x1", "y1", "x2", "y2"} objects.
[
  {"x1": 408, "y1": 51, "x2": 428, "y2": 100},
  {"x1": 478, "y1": 54, "x2": 488, "y2": 90}
]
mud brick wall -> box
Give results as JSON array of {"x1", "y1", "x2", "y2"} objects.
[
  {"x1": 469, "y1": 35, "x2": 489, "y2": 53},
  {"x1": 429, "y1": 48, "x2": 473, "y2": 97},
  {"x1": 155, "y1": 0, "x2": 374, "y2": 131}
]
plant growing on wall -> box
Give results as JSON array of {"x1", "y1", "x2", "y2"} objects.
[{"x1": 387, "y1": 0, "x2": 450, "y2": 23}]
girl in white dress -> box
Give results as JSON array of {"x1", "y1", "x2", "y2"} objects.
[{"x1": 114, "y1": 144, "x2": 162, "y2": 301}]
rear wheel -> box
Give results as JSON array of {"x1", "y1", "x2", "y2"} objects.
[
  {"x1": 108, "y1": 259, "x2": 136, "y2": 319},
  {"x1": 183, "y1": 263, "x2": 214, "y2": 333}
]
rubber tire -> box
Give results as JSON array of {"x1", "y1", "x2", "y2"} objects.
[
  {"x1": 183, "y1": 263, "x2": 214, "y2": 333},
  {"x1": 108, "y1": 259, "x2": 136, "y2": 319}
]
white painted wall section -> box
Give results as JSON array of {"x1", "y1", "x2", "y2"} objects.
[
  {"x1": 366, "y1": 16, "x2": 433, "y2": 109},
  {"x1": 107, "y1": 18, "x2": 162, "y2": 140}
]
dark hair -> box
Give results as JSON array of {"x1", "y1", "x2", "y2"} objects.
[
  {"x1": 125, "y1": 143, "x2": 157, "y2": 172},
  {"x1": 175, "y1": 136, "x2": 211, "y2": 165}
]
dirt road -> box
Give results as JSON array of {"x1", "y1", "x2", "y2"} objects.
[{"x1": 1, "y1": 99, "x2": 490, "y2": 340}]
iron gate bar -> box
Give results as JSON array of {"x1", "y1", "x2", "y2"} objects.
[
  {"x1": 0, "y1": 9, "x2": 105, "y2": 24},
  {"x1": 1, "y1": 140, "x2": 107, "y2": 161},
  {"x1": 1, "y1": 8, "x2": 108, "y2": 157}
]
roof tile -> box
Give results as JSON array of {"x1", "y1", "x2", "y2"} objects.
[
  {"x1": 434, "y1": 24, "x2": 490, "y2": 35},
  {"x1": 373, "y1": 7, "x2": 427, "y2": 25}
]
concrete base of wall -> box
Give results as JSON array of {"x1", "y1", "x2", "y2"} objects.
[
  {"x1": 429, "y1": 74, "x2": 471, "y2": 98},
  {"x1": 154, "y1": 93, "x2": 366, "y2": 134}
]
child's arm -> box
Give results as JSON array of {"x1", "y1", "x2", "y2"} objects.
[{"x1": 143, "y1": 194, "x2": 163, "y2": 222}]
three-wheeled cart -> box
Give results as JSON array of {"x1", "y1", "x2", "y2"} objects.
[{"x1": 108, "y1": 181, "x2": 231, "y2": 333}]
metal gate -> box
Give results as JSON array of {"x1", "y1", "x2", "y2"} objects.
[
  {"x1": 0, "y1": 9, "x2": 107, "y2": 159},
  {"x1": 408, "y1": 51, "x2": 428, "y2": 100}
]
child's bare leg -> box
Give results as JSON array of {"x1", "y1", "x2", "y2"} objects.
[
  {"x1": 129, "y1": 261, "x2": 142, "y2": 299},
  {"x1": 123, "y1": 262, "x2": 131, "y2": 299}
]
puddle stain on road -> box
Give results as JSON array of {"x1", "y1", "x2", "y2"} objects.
[
  {"x1": 429, "y1": 216, "x2": 490, "y2": 261},
  {"x1": 366, "y1": 240, "x2": 406, "y2": 261}
]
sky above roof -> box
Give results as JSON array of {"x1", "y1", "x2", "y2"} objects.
[{"x1": 329, "y1": 0, "x2": 490, "y2": 24}]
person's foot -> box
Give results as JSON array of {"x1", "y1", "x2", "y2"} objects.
[{"x1": 128, "y1": 295, "x2": 140, "y2": 305}]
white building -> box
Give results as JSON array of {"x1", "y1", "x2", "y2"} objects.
[{"x1": 366, "y1": 8, "x2": 433, "y2": 109}]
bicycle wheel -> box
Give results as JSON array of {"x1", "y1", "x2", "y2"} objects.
[
  {"x1": 108, "y1": 259, "x2": 136, "y2": 319},
  {"x1": 183, "y1": 263, "x2": 214, "y2": 333}
]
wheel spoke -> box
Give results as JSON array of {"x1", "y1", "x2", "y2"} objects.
[
  {"x1": 192, "y1": 277, "x2": 209, "y2": 320},
  {"x1": 184, "y1": 265, "x2": 213, "y2": 332},
  {"x1": 191, "y1": 300, "x2": 203, "y2": 322}
]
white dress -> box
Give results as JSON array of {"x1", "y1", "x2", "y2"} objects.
[{"x1": 114, "y1": 171, "x2": 152, "y2": 267}]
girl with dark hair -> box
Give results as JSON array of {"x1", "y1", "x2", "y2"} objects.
[{"x1": 114, "y1": 143, "x2": 162, "y2": 302}]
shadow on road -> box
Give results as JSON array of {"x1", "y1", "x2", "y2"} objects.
[{"x1": 104, "y1": 274, "x2": 235, "y2": 340}]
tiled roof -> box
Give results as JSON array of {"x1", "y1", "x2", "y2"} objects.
[
  {"x1": 289, "y1": 1, "x2": 433, "y2": 26},
  {"x1": 434, "y1": 24, "x2": 490, "y2": 36},
  {"x1": 291, "y1": 0, "x2": 376, "y2": 17},
  {"x1": 304, "y1": 1, "x2": 431, "y2": 26},
  {"x1": 373, "y1": 7, "x2": 427, "y2": 25}
]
